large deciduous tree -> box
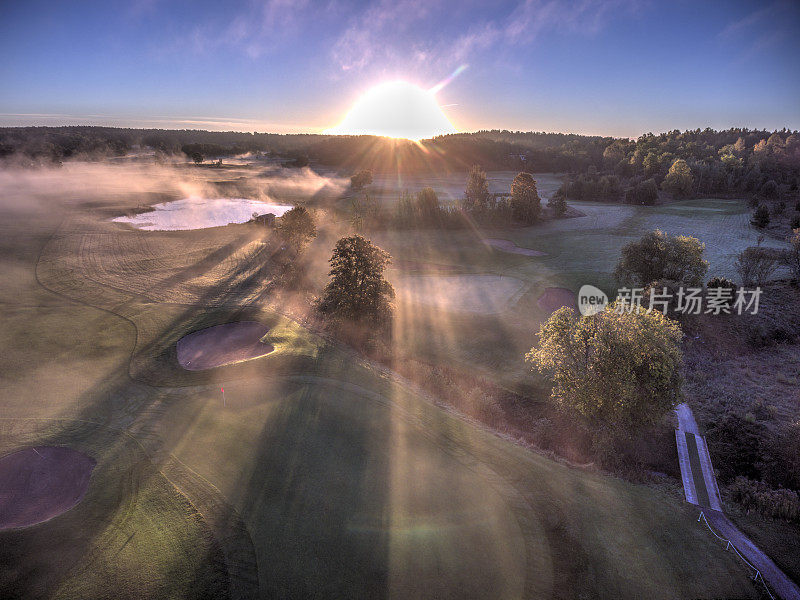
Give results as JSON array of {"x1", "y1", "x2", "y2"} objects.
[
  {"x1": 614, "y1": 230, "x2": 708, "y2": 287},
  {"x1": 278, "y1": 205, "x2": 317, "y2": 253},
  {"x1": 510, "y1": 172, "x2": 541, "y2": 224},
  {"x1": 661, "y1": 159, "x2": 694, "y2": 197},
  {"x1": 318, "y1": 235, "x2": 394, "y2": 324},
  {"x1": 526, "y1": 305, "x2": 683, "y2": 447}
]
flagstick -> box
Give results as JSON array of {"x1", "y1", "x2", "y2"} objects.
[{"x1": 221, "y1": 387, "x2": 226, "y2": 407}]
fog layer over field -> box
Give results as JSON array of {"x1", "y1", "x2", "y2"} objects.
[{"x1": 0, "y1": 159, "x2": 347, "y2": 217}]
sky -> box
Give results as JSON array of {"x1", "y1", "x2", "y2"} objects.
[{"x1": 1, "y1": 0, "x2": 798, "y2": 138}]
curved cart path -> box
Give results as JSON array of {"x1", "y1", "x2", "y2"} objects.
[{"x1": 675, "y1": 402, "x2": 800, "y2": 600}]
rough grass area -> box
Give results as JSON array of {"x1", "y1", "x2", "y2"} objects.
[{"x1": 725, "y1": 506, "x2": 800, "y2": 586}]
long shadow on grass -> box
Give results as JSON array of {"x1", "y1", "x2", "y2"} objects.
[
  {"x1": 9, "y1": 224, "x2": 298, "y2": 598},
  {"x1": 228, "y1": 381, "x2": 390, "y2": 599}
]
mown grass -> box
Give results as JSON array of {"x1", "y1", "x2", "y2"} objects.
[
  {"x1": 0, "y1": 420, "x2": 228, "y2": 600},
  {"x1": 0, "y1": 165, "x2": 771, "y2": 598}
]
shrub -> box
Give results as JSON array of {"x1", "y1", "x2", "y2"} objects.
[
  {"x1": 751, "y1": 204, "x2": 770, "y2": 228},
  {"x1": 787, "y1": 229, "x2": 800, "y2": 281},
  {"x1": 760, "y1": 179, "x2": 779, "y2": 199},
  {"x1": 547, "y1": 193, "x2": 567, "y2": 217},
  {"x1": 350, "y1": 169, "x2": 373, "y2": 190},
  {"x1": 735, "y1": 246, "x2": 779, "y2": 286},
  {"x1": 615, "y1": 230, "x2": 708, "y2": 287},
  {"x1": 706, "y1": 276, "x2": 737, "y2": 310},
  {"x1": 625, "y1": 178, "x2": 658, "y2": 205},
  {"x1": 728, "y1": 477, "x2": 800, "y2": 522}
]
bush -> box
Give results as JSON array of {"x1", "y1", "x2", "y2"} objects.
[
  {"x1": 350, "y1": 169, "x2": 373, "y2": 190},
  {"x1": 625, "y1": 178, "x2": 658, "y2": 205},
  {"x1": 706, "y1": 276, "x2": 737, "y2": 310},
  {"x1": 706, "y1": 412, "x2": 766, "y2": 482},
  {"x1": 735, "y1": 246, "x2": 779, "y2": 286},
  {"x1": 615, "y1": 230, "x2": 708, "y2": 287},
  {"x1": 751, "y1": 204, "x2": 770, "y2": 228},
  {"x1": 760, "y1": 179, "x2": 779, "y2": 199},
  {"x1": 547, "y1": 193, "x2": 567, "y2": 217},
  {"x1": 728, "y1": 477, "x2": 800, "y2": 522},
  {"x1": 788, "y1": 230, "x2": 800, "y2": 281}
]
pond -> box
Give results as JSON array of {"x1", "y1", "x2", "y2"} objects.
[{"x1": 113, "y1": 196, "x2": 292, "y2": 231}]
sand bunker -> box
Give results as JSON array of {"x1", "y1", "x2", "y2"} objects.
[
  {"x1": 538, "y1": 287, "x2": 577, "y2": 313},
  {"x1": 395, "y1": 275, "x2": 527, "y2": 314},
  {"x1": 177, "y1": 321, "x2": 274, "y2": 370},
  {"x1": 113, "y1": 197, "x2": 292, "y2": 230},
  {"x1": 485, "y1": 239, "x2": 546, "y2": 257},
  {"x1": 0, "y1": 446, "x2": 96, "y2": 529}
]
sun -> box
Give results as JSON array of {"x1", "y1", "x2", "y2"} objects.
[{"x1": 324, "y1": 80, "x2": 457, "y2": 141}]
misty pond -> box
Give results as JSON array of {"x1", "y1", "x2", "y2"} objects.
[{"x1": 112, "y1": 197, "x2": 292, "y2": 231}]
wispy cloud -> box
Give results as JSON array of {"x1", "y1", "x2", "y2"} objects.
[
  {"x1": 717, "y1": 0, "x2": 799, "y2": 61},
  {"x1": 179, "y1": 0, "x2": 313, "y2": 59},
  {"x1": 329, "y1": 0, "x2": 644, "y2": 75},
  {"x1": 331, "y1": 0, "x2": 438, "y2": 71}
]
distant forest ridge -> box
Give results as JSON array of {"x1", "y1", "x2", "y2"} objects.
[{"x1": 1, "y1": 126, "x2": 798, "y2": 189}]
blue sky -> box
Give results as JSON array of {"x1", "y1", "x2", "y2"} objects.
[{"x1": 1, "y1": 0, "x2": 798, "y2": 137}]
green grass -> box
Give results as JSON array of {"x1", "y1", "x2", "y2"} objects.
[
  {"x1": 0, "y1": 420, "x2": 228, "y2": 600},
  {"x1": 0, "y1": 164, "x2": 770, "y2": 598}
]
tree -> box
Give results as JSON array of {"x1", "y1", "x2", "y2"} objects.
[
  {"x1": 624, "y1": 178, "x2": 658, "y2": 205},
  {"x1": 661, "y1": 159, "x2": 694, "y2": 197},
  {"x1": 318, "y1": 235, "x2": 395, "y2": 324},
  {"x1": 510, "y1": 172, "x2": 541, "y2": 224},
  {"x1": 415, "y1": 186, "x2": 440, "y2": 220},
  {"x1": 751, "y1": 204, "x2": 770, "y2": 228},
  {"x1": 464, "y1": 165, "x2": 491, "y2": 213},
  {"x1": 278, "y1": 205, "x2": 316, "y2": 252},
  {"x1": 526, "y1": 305, "x2": 683, "y2": 446},
  {"x1": 614, "y1": 230, "x2": 708, "y2": 287},
  {"x1": 760, "y1": 179, "x2": 779, "y2": 199},
  {"x1": 547, "y1": 193, "x2": 567, "y2": 217},
  {"x1": 350, "y1": 169, "x2": 373, "y2": 190},
  {"x1": 190, "y1": 151, "x2": 203, "y2": 164}
]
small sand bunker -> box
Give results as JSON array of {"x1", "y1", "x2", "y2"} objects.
[
  {"x1": 395, "y1": 275, "x2": 527, "y2": 314},
  {"x1": 538, "y1": 287, "x2": 577, "y2": 313},
  {"x1": 177, "y1": 321, "x2": 274, "y2": 371},
  {"x1": 0, "y1": 446, "x2": 96, "y2": 529},
  {"x1": 485, "y1": 239, "x2": 546, "y2": 257},
  {"x1": 113, "y1": 197, "x2": 292, "y2": 231}
]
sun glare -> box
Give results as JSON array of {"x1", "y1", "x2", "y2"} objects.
[{"x1": 325, "y1": 81, "x2": 457, "y2": 141}]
